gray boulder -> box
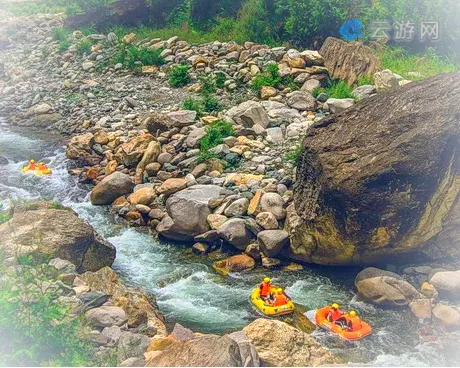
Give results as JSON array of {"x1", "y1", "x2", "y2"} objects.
[
  {"x1": 85, "y1": 306, "x2": 128, "y2": 329},
  {"x1": 324, "y1": 98, "x2": 355, "y2": 114},
  {"x1": 167, "y1": 110, "x2": 197, "y2": 128},
  {"x1": 157, "y1": 185, "x2": 222, "y2": 241},
  {"x1": 217, "y1": 218, "x2": 255, "y2": 250},
  {"x1": 224, "y1": 198, "x2": 250, "y2": 217},
  {"x1": 91, "y1": 172, "x2": 135, "y2": 205},
  {"x1": 226, "y1": 101, "x2": 270, "y2": 129},
  {"x1": 429, "y1": 270, "x2": 460, "y2": 298},
  {"x1": 258, "y1": 230, "x2": 290, "y2": 257},
  {"x1": 352, "y1": 84, "x2": 376, "y2": 100},
  {"x1": 117, "y1": 331, "x2": 151, "y2": 363},
  {"x1": 286, "y1": 91, "x2": 317, "y2": 111},
  {"x1": 228, "y1": 330, "x2": 260, "y2": 367},
  {"x1": 260, "y1": 192, "x2": 286, "y2": 220},
  {"x1": 355, "y1": 267, "x2": 422, "y2": 307},
  {"x1": 185, "y1": 127, "x2": 206, "y2": 148}
]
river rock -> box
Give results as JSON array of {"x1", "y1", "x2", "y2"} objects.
[
  {"x1": 128, "y1": 187, "x2": 155, "y2": 205},
  {"x1": 286, "y1": 91, "x2": 316, "y2": 111},
  {"x1": 226, "y1": 101, "x2": 270, "y2": 129},
  {"x1": 146, "y1": 335, "x2": 243, "y2": 367},
  {"x1": 355, "y1": 268, "x2": 422, "y2": 306},
  {"x1": 243, "y1": 319, "x2": 339, "y2": 366},
  {"x1": 288, "y1": 71, "x2": 460, "y2": 265},
  {"x1": 375, "y1": 69, "x2": 399, "y2": 92},
  {"x1": 91, "y1": 172, "x2": 135, "y2": 205},
  {"x1": 409, "y1": 299, "x2": 432, "y2": 320},
  {"x1": 0, "y1": 207, "x2": 115, "y2": 273},
  {"x1": 207, "y1": 213, "x2": 228, "y2": 230},
  {"x1": 432, "y1": 304, "x2": 460, "y2": 330},
  {"x1": 217, "y1": 218, "x2": 255, "y2": 250},
  {"x1": 167, "y1": 110, "x2": 197, "y2": 128},
  {"x1": 117, "y1": 331, "x2": 151, "y2": 363},
  {"x1": 158, "y1": 185, "x2": 222, "y2": 241},
  {"x1": 156, "y1": 178, "x2": 188, "y2": 196},
  {"x1": 257, "y1": 230, "x2": 289, "y2": 257},
  {"x1": 255, "y1": 212, "x2": 279, "y2": 230},
  {"x1": 85, "y1": 306, "x2": 128, "y2": 329},
  {"x1": 212, "y1": 254, "x2": 256, "y2": 276},
  {"x1": 324, "y1": 98, "x2": 355, "y2": 113},
  {"x1": 115, "y1": 134, "x2": 154, "y2": 168},
  {"x1": 260, "y1": 192, "x2": 286, "y2": 220},
  {"x1": 429, "y1": 270, "x2": 460, "y2": 298},
  {"x1": 224, "y1": 198, "x2": 250, "y2": 217},
  {"x1": 228, "y1": 330, "x2": 260, "y2": 367}
]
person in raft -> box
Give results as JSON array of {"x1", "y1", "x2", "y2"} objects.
[
  {"x1": 27, "y1": 159, "x2": 36, "y2": 170},
  {"x1": 326, "y1": 303, "x2": 344, "y2": 323},
  {"x1": 342, "y1": 310, "x2": 362, "y2": 332},
  {"x1": 272, "y1": 288, "x2": 289, "y2": 306},
  {"x1": 37, "y1": 162, "x2": 49, "y2": 171},
  {"x1": 259, "y1": 277, "x2": 272, "y2": 302}
]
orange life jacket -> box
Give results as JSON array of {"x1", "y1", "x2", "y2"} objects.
[
  {"x1": 259, "y1": 282, "x2": 271, "y2": 297},
  {"x1": 274, "y1": 294, "x2": 288, "y2": 306},
  {"x1": 38, "y1": 164, "x2": 47, "y2": 171},
  {"x1": 29, "y1": 162, "x2": 36, "y2": 170},
  {"x1": 327, "y1": 308, "x2": 343, "y2": 321},
  {"x1": 347, "y1": 316, "x2": 362, "y2": 331}
]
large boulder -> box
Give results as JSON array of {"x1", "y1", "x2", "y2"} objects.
[
  {"x1": 91, "y1": 172, "x2": 135, "y2": 205},
  {"x1": 0, "y1": 207, "x2": 115, "y2": 273},
  {"x1": 355, "y1": 267, "x2": 422, "y2": 307},
  {"x1": 66, "y1": 132, "x2": 100, "y2": 165},
  {"x1": 117, "y1": 331, "x2": 151, "y2": 363},
  {"x1": 85, "y1": 306, "x2": 128, "y2": 329},
  {"x1": 432, "y1": 304, "x2": 460, "y2": 330},
  {"x1": 157, "y1": 185, "x2": 222, "y2": 241},
  {"x1": 146, "y1": 335, "x2": 243, "y2": 367},
  {"x1": 217, "y1": 218, "x2": 255, "y2": 250},
  {"x1": 319, "y1": 37, "x2": 380, "y2": 85},
  {"x1": 243, "y1": 319, "x2": 339, "y2": 366},
  {"x1": 257, "y1": 230, "x2": 289, "y2": 257},
  {"x1": 288, "y1": 71, "x2": 460, "y2": 265},
  {"x1": 286, "y1": 91, "x2": 317, "y2": 111},
  {"x1": 429, "y1": 270, "x2": 460, "y2": 298},
  {"x1": 114, "y1": 133, "x2": 154, "y2": 168},
  {"x1": 212, "y1": 254, "x2": 256, "y2": 276},
  {"x1": 226, "y1": 101, "x2": 270, "y2": 129}
]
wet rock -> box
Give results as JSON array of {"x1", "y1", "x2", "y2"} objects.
[
  {"x1": 432, "y1": 304, "x2": 460, "y2": 330},
  {"x1": 429, "y1": 270, "x2": 460, "y2": 299},
  {"x1": 91, "y1": 172, "x2": 135, "y2": 206},
  {"x1": 355, "y1": 268, "x2": 422, "y2": 307},
  {"x1": 243, "y1": 319, "x2": 339, "y2": 366},
  {"x1": 409, "y1": 299, "x2": 432, "y2": 320},
  {"x1": 212, "y1": 254, "x2": 256, "y2": 276},
  {"x1": 420, "y1": 282, "x2": 439, "y2": 300},
  {"x1": 255, "y1": 212, "x2": 279, "y2": 230}
]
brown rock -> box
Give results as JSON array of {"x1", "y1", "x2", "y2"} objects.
[
  {"x1": 94, "y1": 130, "x2": 109, "y2": 145},
  {"x1": 409, "y1": 299, "x2": 432, "y2": 319},
  {"x1": 105, "y1": 160, "x2": 118, "y2": 175},
  {"x1": 128, "y1": 187, "x2": 155, "y2": 205},
  {"x1": 156, "y1": 178, "x2": 187, "y2": 196},
  {"x1": 432, "y1": 304, "x2": 460, "y2": 330},
  {"x1": 212, "y1": 254, "x2": 256, "y2": 276},
  {"x1": 207, "y1": 213, "x2": 228, "y2": 230}
]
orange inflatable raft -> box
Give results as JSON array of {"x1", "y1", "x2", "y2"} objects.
[{"x1": 313, "y1": 306, "x2": 372, "y2": 341}]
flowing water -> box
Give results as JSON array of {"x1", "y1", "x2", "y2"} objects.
[{"x1": 1, "y1": 123, "x2": 459, "y2": 366}]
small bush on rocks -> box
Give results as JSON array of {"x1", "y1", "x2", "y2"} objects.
[
  {"x1": 169, "y1": 65, "x2": 191, "y2": 87},
  {"x1": 76, "y1": 39, "x2": 92, "y2": 56},
  {"x1": 51, "y1": 27, "x2": 72, "y2": 41},
  {"x1": 285, "y1": 143, "x2": 303, "y2": 166},
  {"x1": 199, "y1": 120, "x2": 235, "y2": 161},
  {"x1": 58, "y1": 39, "x2": 72, "y2": 53},
  {"x1": 313, "y1": 80, "x2": 354, "y2": 99},
  {"x1": 0, "y1": 204, "x2": 10, "y2": 224},
  {"x1": 183, "y1": 96, "x2": 204, "y2": 115},
  {"x1": 251, "y1": 63, "x2": 281, "y2": 92}
]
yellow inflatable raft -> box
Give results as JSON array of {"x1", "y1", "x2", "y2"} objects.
[
  {"x1": 21, "y1": 166, "x2": 52, "y2": 176},
  {"x1": 250, "y1": 286, "x2": 295, "y2": 317}
]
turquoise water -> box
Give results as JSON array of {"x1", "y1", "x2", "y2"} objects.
[{"x1": 1, "y1": 124, "x2": 459, "y2": 366}]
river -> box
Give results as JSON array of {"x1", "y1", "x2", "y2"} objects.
[{"x1": 1, "y1": 123, "x2": 459, "y2": 366}]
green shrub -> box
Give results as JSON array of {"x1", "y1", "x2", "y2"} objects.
[
  {"x1": 76, "y1": 39, "x2": 92, "y2": 56},
  {"x1": 125, "y1": 46, "x2": 165, "y2": 69},
  {"x1": 251, "y1": 63, "x2": 281, "y2": 92},
  {"x1": 199, "y1": 120, "x2": 235, "y2": 159},
  {"x1": 203, "y1": 95, "x2": 223, "y2": 113},
  {"x1": 285, "y1": 143, "x2": 303, "y2": 166},
  {"x1": 214, "y1": 72, "x2": 227, "y2": 89},
  {"x1": 0, "y1": 204, "x2": 10, "y2": 225},
  {"x1": 313, "y1": 80, "x2": 354, "y2": 99},
  {"x1": 169, "y1": 65, "x2": 191, "y2": 87},
  {"x1": 199, "y1": 75, "x2": 217, "y2": 95},
  {"x1": 183, "y1": 96, "x2": 204, "y2": 114},
  {"x1": 51, "y1": 27, "x2": 72, "y2": 41},
  {"x1": 58, "y1": 39, "x2": 72, "y2": 53}
]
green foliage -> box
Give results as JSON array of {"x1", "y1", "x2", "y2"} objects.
[
  {"x1": 357, "y1": 75, "x2": 375, "y2": 86},
  {"x1": 0, "y1": 254, "x2": 115, "y2": 366},
  {"x1": 214, "y1": 71, "x2": 227, "y2": 89},
  {"x1": 313, "y1": 80, "x2": 354, "y2": 99},
  {"x1": 58, "y1": 39, "x2": 72, "y2": 53},
  {"x1": 76, "y1": 39, "x2": 92, "y2": 56},
  {"x1": 51, "y1": 27, "x2": 72, "y2": 41},
  {"x1": 108, "y1": 44, "x2": 165, "y2": 70},
  {"x1": 251, "y1": 63, "x2": 281, "y2": 92},
  {"x1": 285, "y1": 143, "x2": 302, "y2": 166},
  {"x1": 199, "y1": 120, "x2": 235, "y2": 161},
  {"x1": 0, "y1": 204, "x2": 10, "y2": 225},
  {"x1": 169, "y1": 65, "x2": 191, "y2": 87},
  {"x1": 203, "y1": 95, "x2": 223, "y2": 113}
]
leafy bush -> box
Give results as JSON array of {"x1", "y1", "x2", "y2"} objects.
[
  {"x1": 199, "y1": 120, "x2": 235, "y2": 161},
  {"x1": 58, "y1": 39, "x2": 72, "y2": 53},
  {"x1": 76, "y1": 39, "x2": 92, "y2": 56},
  {"x1": 214, "y1": 72, "x2": 227, "y2": 89},
  {"x1": 51, "y1": 27, "x2": 72, "y2": 41},
  {"x1": 169, "y1": 65, "x2": 191, "y2": 87},
  {"x1": 183, "y1": 96, "x2": 204, "y2": 114},
  {"x1": 203, "y1": 95, "x2": 223, "y2": 113},
  {"x1": 313, "y1": 80, "x2": 354, "y2": 99},
  {"x1": 251, "y1": 63, "x2": 281, "y2": 92},
  {"x1": 285, "y1": 143, "x2": 303, "y2": 166}
]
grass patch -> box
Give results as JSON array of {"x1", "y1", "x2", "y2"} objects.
[
  {"x1": 378, "y1": 46, "x2": 460, "y2": 80},
  {"x1": 284, "y1": 144, "x2": 303, "y2": 166},
  {"x1": 199, "y1": 120, "x2": 235, "y2": 162},
  {"x1": 76, "y1": 39, "x2": 92, "y2": 56},
  {"x1": 313, "y1": 80, "x2": 354, "y2": 99},
  {"x1": 251, "y1": 63, "x2": 281, "y2": 92},
  {"x1": 0, "y1": 204, "x2": 10, "y2": 225},
  {"x1": 169, "y1": 65, "x2": 191, "y2": 87}
]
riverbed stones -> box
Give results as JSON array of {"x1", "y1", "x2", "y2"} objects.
[
  {"x1": 217, "y1": 218, "x2": 255, "y2": 250},
  {"x1": 91, "y1": 172, "x2": 135, "y2": 206},
  {"x1": 409, "y1": 299, "x2": 432, "y2": 320},
  {"x1": 224, "y1": 198, "x2": 250, "y2": 217},
  {"x1": 158, "y1": 185, "x2": 221, "y2": 241},
  {"x1": 156, "y1": 178, "x2": 188, "y2": 196},
  {"x1": 257, "y1": 230, "x2": 289, "y2": 257},
  {"x1": 226, "y1": 101, "x2": 270, "y2": 129},
  {"x1": 259, "y1": 192, "x2": 286, "y2": 220},
  {"x1": 255, "y1": 212, "x2": 279, "y2": 230},
  {"x1": 128, "y1": 187, "x2": 155, "y2": 205},
  {"x1": 85, "y1": 306, "x2": 128, "y2": 329},
  {"x1": 243, "y1": 319, "x2": 338, "y2": 366},
  {"x1": 429, "y1": 270, "x2": 460, "y2": 298},
  {"x1": 355, "y1": 268, "x2": 422, "y2": 307}
]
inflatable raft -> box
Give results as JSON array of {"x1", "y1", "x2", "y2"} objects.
[
  {"x1": 21, "y1": 166, "x2": 52, "y2": 176},
  {"x1": 250, "y1": 286, "x2": 295, "y2": 317},
  {"x1": 309, "y1": 306, "x2": 372, "y2": 341}
]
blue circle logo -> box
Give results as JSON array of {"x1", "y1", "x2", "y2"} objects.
[{"x1": 340, "y1": 19, "x2": 364, "y2": 41}]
